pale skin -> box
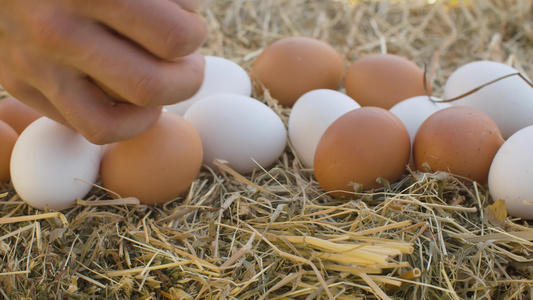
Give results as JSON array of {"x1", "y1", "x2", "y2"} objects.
[{"x1": 0, "y1": 0, "x2": 208, "y2": 145}]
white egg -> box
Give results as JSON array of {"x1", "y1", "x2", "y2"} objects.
[
  {"x1": 443, "y1": 60, "x2": 533, "y2": 139},
  {"x1": 288, "y1": 89, "x2": 360, "y2": 168},
  {"x1": 166, "y1": 56, "x2": 252, "y2": 115},
  {"x1": 183, "y1": 94, "x2": 286, "y2": 174},
  {"x1": 389, "y1": 96, "x2": 451, "y2": 167},
  {"x1": 488, "y1": 126, "x2": 533, "y2": 220},
  {"x1": 10, "y1": 117, "x2": 102, "y2": 211}
]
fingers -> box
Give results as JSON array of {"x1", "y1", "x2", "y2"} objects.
[
  {"x1": 75, "y1": 0, "x2": 208, "y2": 60},
  {"x1": 57, "y1": 22, "x2": 205, "y2": 107},
  {"x1": 20, "y1": 2, "x2": 206, "y2": 107},
  {"x1": 1, "y1": 62, "x2": 162, "y2": 145},
  {"x1": 0, "y1": 0, "x2": 208, "y2": 144},
  {"x1": 0, "y1": 72, "x2": 67, "y2": 126},
  {"x1": 46, "y1": 73, "x2": 163, "y2": 145}
]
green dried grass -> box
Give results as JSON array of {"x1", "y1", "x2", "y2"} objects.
[{"x1": 1, "y1": 0, "x2": 533, "y2": 299}]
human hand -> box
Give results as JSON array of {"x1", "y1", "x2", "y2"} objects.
[{"x1": 0, "y1": 0, "x2": 208, "y2": 144}]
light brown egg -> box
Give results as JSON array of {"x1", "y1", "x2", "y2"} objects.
[
  {"x1": 413, "y1": 106, "x2": 504, "y2": 183},
  {"x1": 344, "y1": 54, "x2": 431, "y2": 109},
  {"x1": 0, "y1": 97, "x2": 43, "y2": 134},
  {"x1": 100, "y1": 112, "x2": 203, "y2": 205},
  {"x1": 0, "y1": 120, "x2": 18, "y2": 182},
  {"x1": 251, "y1": 37, "x2": 344, "y2": 107},
  {"x1": 314, "y1": 107, "x2": 410, "y2": 197}
]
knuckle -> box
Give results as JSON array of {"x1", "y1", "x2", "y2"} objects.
[
  {"x1": 162, "y1": 22, "x2": 189, "y2": 59},
  {"x1": 82, "y1": 124, "x2": 115, "y2": 145},
  {"x1": 62, "y1": 109, "x2": 114, "y2": 145},
  {"x1": 133, "y1": 72, "x2": 166, "y2": 106},
  {"x1": 162, "y1": 15, "x2": 207, "y2": 58},
  {"x1": 33, "y1": 21, "x2": 72, "y2": 51},
  {"x1": 7, "y1": 48, "x2": 35, "y2": 75},
  {"x1": 0, "y1": 72, "x2": 21, "y2": 93}
]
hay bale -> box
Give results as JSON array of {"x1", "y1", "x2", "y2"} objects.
[{"x1": 1, "y1": 0, "x2": 533, "y2": 299}]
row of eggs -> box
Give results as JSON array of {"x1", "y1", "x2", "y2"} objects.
[{"x1": 0, "y1": 37, "x2": 532, "y2": 220}]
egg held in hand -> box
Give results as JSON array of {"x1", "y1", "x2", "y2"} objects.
[
  {"x1": 100, "y1": 112, "x2": 203, "y2": 205},
  {"x1": 413, "y1": 106, "x2": 504, "y2": 184},
  {"x1": 314, "y1": 106, "x2": 410, "y2": 197},
  {"x1": 10, "y1": 117, "x2": 102, "y2": 211}
]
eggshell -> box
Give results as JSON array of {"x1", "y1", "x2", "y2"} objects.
[
  {"x1": 100, "y1": 112, "x2": 203, "y2": 205},
  {"x1": 389, "y1": 96, "x2": 451, "y2": 168},
  {"x1": 251, "y1": 37, "x2": 344, "y2": 107},
  {"x1": 165, "y1": 56, "x2": 252, "y2": 115},
  {"x1": 0, "y1": 120, "x2": 18, "y2": 182},
  {"x1": 288, "y1": 89, "x2": 360, "y2": 168},
  {"x1": 0, "y1": 97, "x2": 43, "y2": 134},
  {"x1": 488, "y1": 126, "x2": 533, "y2": 220},
  {"x1": 183, "y1": 94, "x2": 287, "y2": 174},
  {"x1": 443, "y1": 60, "x2": 533, "y2": 139},
  {"x1": 314, "y1": 107, "x2": 410, "y2": 197},
  {"x1": 413, "y1": 106, "x2": 504, "y2": 183},
  {"x1": 10, "y1": 117, "x2": 102, "y2": 211},
  {"x1": 344, "y1": 54, "x2": 432, "y2": 109}
]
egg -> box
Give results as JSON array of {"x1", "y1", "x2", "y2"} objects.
[
  {"x1": 344, "y1": 54, "x2": 432, "y2": 109},
  {"x1": 10, "y1": 117, "x2": 102, "y2": 211},
  {"x1": 443, "y1": 60, "x2": 533, "y2": 139},
  {"x1": 251, "y1": 37, "x2": 345, "y2": 107},
  {"x1": 288, "y1": 89, "x2": 360, "y2": 168},
  {"x1": 314, "y1": 107, "x2": 410, "y2": 197},
  {"x1": 183, "y1": 94, "x2": 287, "y2": 174},
  {"x1": 0, "y1": 96, "x2": 43, "y2": 134},
  {"x1": 413, "y1": 106, "x2": 504, "y2": 183},
  {"x1": 165, "y1": 55, "x2": 252, "y2": 115},
  {"x1": 488, "y1": 126, "x2": 533, "y2": 220},
  {"x1": 389, "y1": 96, "x2": 451, "y2": 168},
  {"x1": 0, "y1": 120, "x2": 18, "y2": 182},
  {"x1": 100, "y1": 112, "x2": 203, "y2": 205}
]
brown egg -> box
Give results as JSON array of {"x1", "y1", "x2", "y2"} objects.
[
  {"x1": 100, "y1": 112, "x2": 203, "y2": 205},
  {"x1": 413, "y1": 106, "x2": 504, "y2": 183},
  {"x1": 0, "y1": 97, "x2": 43, "y2": 134},
  {"x1": 0, "y1": 120, "x2": 18, "y2": 182},
  {"x1": 344, "y1": 54, "x2": 432, "y2": 109},
  {"x1": 314, "y1": 107, "x2": 410, "y2": 197},
  {"x1": 251, "y1": 37, "x2": 344, "y2": 107}
]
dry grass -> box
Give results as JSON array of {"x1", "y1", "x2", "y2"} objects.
[{"x1": 1, "y1": 0, "x2": 533, "y2": 299}]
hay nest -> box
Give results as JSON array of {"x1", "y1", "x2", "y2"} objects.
[{"x1": 1, "y1": 0, "x2": 533, "y2": 299}]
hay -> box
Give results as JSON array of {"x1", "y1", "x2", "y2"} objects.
[{"x1": 1, "y1": 0, "x2": 533, "y2": 299}]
